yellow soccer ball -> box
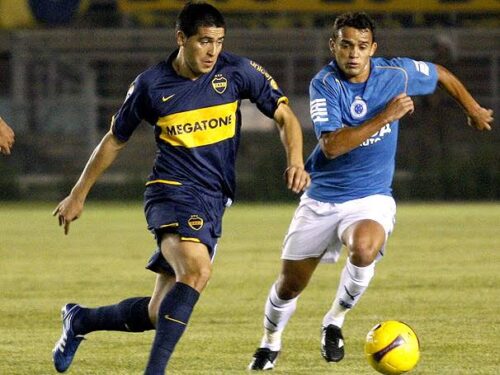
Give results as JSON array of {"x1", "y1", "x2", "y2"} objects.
[{"x1": 364, "y1": 321, "x2": 420, "y2": 374}]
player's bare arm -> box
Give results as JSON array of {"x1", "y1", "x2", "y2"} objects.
[
  {"x1": 53, "y1": 131, "x2": 127, "y2": 234},
  {"x1": 320, "y1": 93, "x2": 414, "y2": 159},
  {"x1": 273, "y1": 103, "x2": 311, "y2": 193},
  {"x1": 0, "y1": 117, "x2": 15, "y2": 155},
  {"x1": 436, "y1": 64, "x2": 493, "y2": 131}
]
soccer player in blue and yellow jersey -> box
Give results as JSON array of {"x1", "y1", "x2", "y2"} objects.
[
  {"x1": 249, "y1": 12, "x2": 493, "y2": 371},
  {"x1": 52, "y1": 2, "x2": 310, "y2": 373},
  {"x1": 0, "y1": 117, "x2": 15, "y2": 155}
]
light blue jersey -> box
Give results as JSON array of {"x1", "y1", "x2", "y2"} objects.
[{"x1": 306, "y1": 57, "x2": 438, "y2": 203}]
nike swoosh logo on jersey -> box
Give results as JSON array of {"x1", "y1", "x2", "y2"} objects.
[{"x1": 162, "y1": 94, "x2": 175, "y2": 102}]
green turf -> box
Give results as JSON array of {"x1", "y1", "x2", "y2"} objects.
[{"x1": 0, "y1": 202, "x2": 499, "y2": 374}]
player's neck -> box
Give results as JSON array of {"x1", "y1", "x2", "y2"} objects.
[
  {"x1": 347, "y1": 67, "x2": 370, "y2": 83},
  {"x1": 341, "y1": 61, "x2": 371, "y2": 83},
  {"x1": 172, "y1": 53, "x2": 200, "y2": 81}
]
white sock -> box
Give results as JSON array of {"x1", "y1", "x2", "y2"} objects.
[
  {"x1": 260, "y1": 283, "x2": 298, "y2": 351},
  {"x1": 322, "y1": 259, "x2": 375, "y2": 328}
]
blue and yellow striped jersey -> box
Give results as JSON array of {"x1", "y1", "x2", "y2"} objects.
[{"x1": 112, "y1": 50, "x2": 288, "y2": 200}]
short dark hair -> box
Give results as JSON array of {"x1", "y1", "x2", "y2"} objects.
[
  {"x1": 176, "y1": 1, "x2": 226, "y2": 38},
  {"x1": 332, "y1": 12, "x2": 376, "y2": 42}
]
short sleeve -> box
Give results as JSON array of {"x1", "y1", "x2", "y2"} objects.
[
  {"x1": 236, "y1": 59, "x2": 288, "y2": 119},
  {"x1": 309, "y1": 75, "x2": 343, "y2": 139},
  {"x1": 111, "y1": 74, "x2": 149, "y2": 142},
  {"x1": 393, "y1": 58, "x2": 439, "y2": 96}
]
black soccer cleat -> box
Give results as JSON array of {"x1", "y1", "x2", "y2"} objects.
[
  {"x1": 321, "y1": 325, "x2": 345, "y2": 362},
  {"x1": 248, "y1": 347, "x2": 280, "y2": 371}
]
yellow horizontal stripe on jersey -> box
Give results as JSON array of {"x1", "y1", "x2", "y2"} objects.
[
  {"x1": 157, "y1": 101, "x2": 238, "y2": 148},
  {"x1": 180, "y1": 237, "x2": 201, "y2": 243},
  {"x1": 145, "y1": 179, "x2": 182, "y2": 186}
]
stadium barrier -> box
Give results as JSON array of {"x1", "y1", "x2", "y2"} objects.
[{"x1": 0, "y1": 27, "x2": 498, "y2": 200}]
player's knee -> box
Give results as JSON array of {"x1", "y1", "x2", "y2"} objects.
[
  {"x1": 276, "y1": 277, "x2": 306, "y2": 300},
  {"x1": 349, "y1": 244, "x2": 378, "y2": 266},
  {"x1": 178, "y1": 264, "x2": 212, "y2": 292},
  {"x1": 195, "y1": 265, "x2": 212, "y2": 286}
]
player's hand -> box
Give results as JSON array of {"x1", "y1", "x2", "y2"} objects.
[
  {"x1": 0, "y1": 118, "x2": 15, "y2": 155},
  {"x1": 284, "y1": 165, "x2": 311, "y2": 194},
  {"x1": 384, "y1": 93, "x2": 414, "y2": 122},
  {"x1": 467, "y1": 107, "x2": 493, "y2": 131},
  {"x1": 52, "y1": 195, "x2": 85, "y2": 235}
]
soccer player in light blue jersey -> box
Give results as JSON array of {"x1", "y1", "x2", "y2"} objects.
[
  {"x1": 51, "y1": 2, "x2": 310, "y2": 373},
  {"x1": 249, "y1": 12, "x2": 493, "y2": 371}
]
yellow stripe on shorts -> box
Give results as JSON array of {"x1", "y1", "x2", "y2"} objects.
[
  {"x1": 180, "y1": 237, "x2": 201, "y2": 243},
  {"x1": 160, "y1": 223, "x2": 179, "y2": 229}
]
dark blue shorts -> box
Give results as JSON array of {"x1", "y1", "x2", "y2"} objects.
[{"x1": 143, "y1": 182, "x2": 227, "y2": 275}]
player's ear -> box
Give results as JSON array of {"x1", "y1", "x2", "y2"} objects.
[
  {"x1": 369, "y1": 41, "x2": 378, "y2": 57},
  {"x1": 328, "y1": 38, "x2": 335, "y2": 55},
  {"x1": 176, "y1": 31, "x2": 187, "y2": 47}
]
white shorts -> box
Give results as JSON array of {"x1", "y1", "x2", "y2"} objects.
[{"x1": 282, "y1": 193, "x2": 396, "y2": 263}]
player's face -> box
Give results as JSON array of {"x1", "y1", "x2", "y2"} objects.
[
  {"x1": 330, "y1": 26, "x2": 377, "y2": 82},
  {"x1": 177, "y1": 26, "x2": 225, "y2": 79}
]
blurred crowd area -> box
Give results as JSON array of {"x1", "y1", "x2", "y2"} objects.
[
  {"x1": 0, "y1": 0, "x2": 498, "y2": 201},
  {"x1": 0, "y1": 0, "x2": 499, "y2": 29}
]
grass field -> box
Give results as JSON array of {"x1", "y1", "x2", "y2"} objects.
[{"x1": 0, "y1": 202, "x2": 499, "y2": 374}]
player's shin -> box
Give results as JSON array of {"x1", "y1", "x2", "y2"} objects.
[
  {"x1": 145, "y1": 282, "x2": 200, "y2": 374},
  {"x1": 261, "y1": 283, "x2": 299, "y2": 351},
  {"x1": 75, "y1": 297, "x2": 153, "y2": 335},
  {"x1": 323, "y1": 259, "x2": 375, "y2": 328}
]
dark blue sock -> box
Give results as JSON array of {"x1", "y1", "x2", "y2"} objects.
[
  {"x1": 74, "y1": 297, "x2": 153, "y2": 335},
  {"x1": 144, "y1": 282, "x2": 200, "y2": 375}
]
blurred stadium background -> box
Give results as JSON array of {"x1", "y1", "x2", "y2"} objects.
[{"x1": 0, "y1": 0, "x2": 498, "y2": 202}]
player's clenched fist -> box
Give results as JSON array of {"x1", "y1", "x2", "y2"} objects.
[{"x1": 384, "y1": 93, "x2": 415, "y2": 122}]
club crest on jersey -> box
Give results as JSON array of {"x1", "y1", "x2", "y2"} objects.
[
  {"x1": 350, "y1": 96, "x2": 367, "y2": 119},
  {"x1": 188, "y1": 215, "x2": 204, "y2": 231},
  {"x1": 212, "y1": 74, "x2": 227, "y2": 94}
]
